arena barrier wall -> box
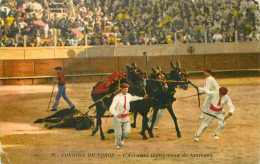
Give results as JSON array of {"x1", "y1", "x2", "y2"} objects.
[{"x1": 0, "y1": 43, "x2": 259, "y2": 85}]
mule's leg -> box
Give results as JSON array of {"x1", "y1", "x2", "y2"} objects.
[
  {"x1": 91, "y1": 118, "x2": 99, "y2": 136},
  {"x1": 167, "y1": 106, "x2": 181, "y2": 138},
  {"x1": 131, "y1": 112, "x2": 138, "y2": 128},
  {"x1": 140, "y1": 114, "x2": 148, "y2": 140},
  {"x1": 148, "y1": 108, "x2": 159, "y2": 138},
  {"x1": 98, "y1": 118, "x2": 105, "y2": 140},
  {"x1": 98, "y1": 109, "x2": 106, "y2": 140}
]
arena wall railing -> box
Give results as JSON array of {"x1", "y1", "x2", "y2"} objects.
[
  {"x1": 0, "y1": 42, "x2": 259, "y2": 59},
  {"x1": 0, "y1": 43, "x2": 259, "y2": 85}
]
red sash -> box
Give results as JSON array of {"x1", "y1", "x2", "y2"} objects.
[
  {"x1": 210, "y1": 104, "x2": 222, "y2": 112},
  {"x1": 121, "y1": 113, "x2": 128, "y2": 118}
]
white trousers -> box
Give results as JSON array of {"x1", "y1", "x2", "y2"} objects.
[
  {"x1": 148, "y1": 109, "x2": 165, "y2": 126},
  {"x1": 200, "y1": 95, "x2": 213, "y2": 118},
  {"x1": 113, "y1": 116, "x2": 130, "y2": 146},
  {"x1": 196, "y1": 110, "x2": 226, "y2": 137}
]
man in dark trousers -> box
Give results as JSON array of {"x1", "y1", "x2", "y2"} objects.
[{"x1": 51, "y1": 67, "x2": 75, "y2": 111}]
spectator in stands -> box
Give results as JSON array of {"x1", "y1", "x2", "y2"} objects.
[
  {"x1": 225, "y1": 25, "x2": 235, "y2": 42},
  {"x1": 5, "y1": 38, "x2": 15, "y2": 47},
  {"x1": 184, "y1": 32, "x2": 192, "y2": 44},
  {"x1": 212, "y1": 28, "x2": 223, "y2": 43}
]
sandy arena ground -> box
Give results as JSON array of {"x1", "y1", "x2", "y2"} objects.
[{"x1": 0, "y1": 77, "x2": 259, "y2": 164}]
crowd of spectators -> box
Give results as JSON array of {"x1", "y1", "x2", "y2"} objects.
[{"x1": 0, "y1": 0, "x2": 259, "y2": 47}]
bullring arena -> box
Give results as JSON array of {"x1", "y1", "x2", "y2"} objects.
[
  {"x1": 0, "y1": 44, "x2": 259, "y2": 164},
  {"x1": 0, "y1": 0, "x2": 260, "y2": 163}
]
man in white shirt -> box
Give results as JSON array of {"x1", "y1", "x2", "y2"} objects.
[
  {"x1": 18, "y1": 17, "x2": 27, "y2": 29},
  {"x1": 212, "y1": 28, "x2": 223, "y2": 43},
  {"x1": 199, "y1": 69, "x2": 220, "y2": 119},
  {"x1": 194, "y1": 87, "x2": 235, "y2": 142},
  {"x1": 109, "y1": 83, "x2": 147, "y2": 149}
]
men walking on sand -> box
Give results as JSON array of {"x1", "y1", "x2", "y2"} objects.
[{"x1": 51, "y1": 67, "x2": 75, "y2": 111}]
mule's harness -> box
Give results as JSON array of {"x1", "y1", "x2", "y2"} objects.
[{"x1": 145, "y1": 79, "x2": 188, "y2": 83}]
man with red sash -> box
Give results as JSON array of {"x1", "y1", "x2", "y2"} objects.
[
  {"x1": 194, "y1": 87, "x2": 234, "y2": 142},
  {"x1": 199, "y1": 69, "x2": 220, "y2": 119},
  {"x1": 109, "y1": 83, "x2": 147, "y2": 149}
]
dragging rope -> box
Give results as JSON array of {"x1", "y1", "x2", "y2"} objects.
[
  {"x1": 177, "y1": 93, "x2": 205, "y2": 100},
  {"x1": 74, "y1": 112, "x2": 135, "y2": 119},
  {"x1": 146, "y1": 79, "x2": 188, "y2": 84},
  {"x1": 47, "y1": 82, "x2": 55, "y2": 111}
]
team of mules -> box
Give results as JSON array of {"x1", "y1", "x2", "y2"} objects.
[{"x1": 34, "y1": 61, "x2": 192, "y2": 140}]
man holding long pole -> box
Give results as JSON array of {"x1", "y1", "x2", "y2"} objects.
[
  {"x1": 47, "y1": 82, "x2": 56, "y2": 111},
  {"x1": 50, "y1": 67, "x2": 75, "y2": 111}
]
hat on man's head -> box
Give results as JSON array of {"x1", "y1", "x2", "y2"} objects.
[
  {"x1": 120, "y1": 83, "x2": 130, "y2": 88},
  {"x1": 54, "y1": 66, "x2": 62, "y2": 70},
  {"x1": 219, "y1": 87, "x2": 228, "y2": 95},
  {"x1": 204, "y1": 68, "x2": 212, "y2": 73}
]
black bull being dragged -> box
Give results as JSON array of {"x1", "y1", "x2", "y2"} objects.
[{"x1": 34, "y1": 108, "x2": 94, "y2": 130}]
